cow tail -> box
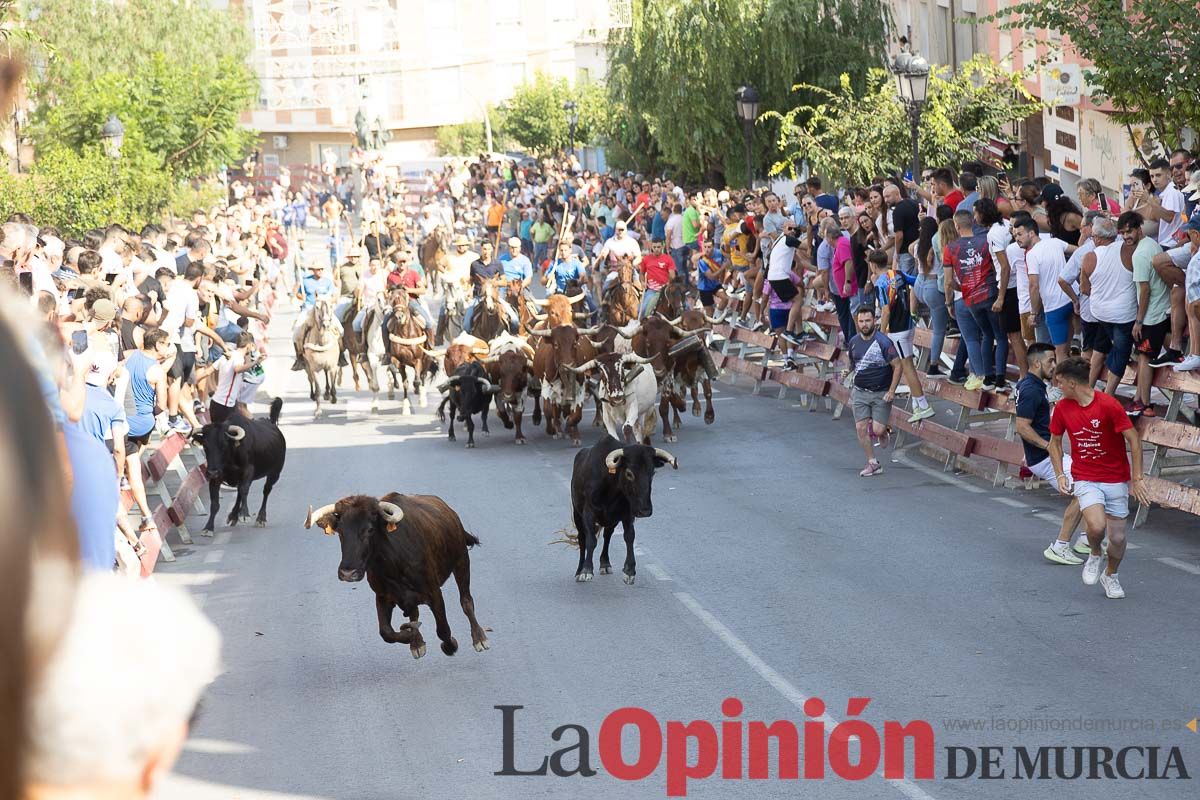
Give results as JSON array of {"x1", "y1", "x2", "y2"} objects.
[{"x1": 268, "y1": 397, "x2": 284, "y2": 425}]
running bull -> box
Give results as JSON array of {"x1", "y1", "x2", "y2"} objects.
[{"x1": 194, "y1": 397, "x2": 286, "y2": 534}]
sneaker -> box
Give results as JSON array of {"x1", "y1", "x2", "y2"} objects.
[
  {"x1": 1081, "y1": 554, "x2": 1105, "y2": 585},
  {"x1": 927, "y1": 365, "x2": 945, "y2": 378},
  {"x1": 1044, "y1": 542, "x2": 1084, "y2": 565},
  {"x1": 947, "y1": 373, "x2": 967, "y2": 385},
  {"x1": 1149, "y1": 348, "x2": 1183, "y2": 368},
  {"x1": 963, "y1": 374, "x2": 985, "y2": 391},
  {"x1": 168, "y1": 417, "x2": 193, "y2": 436},
  {"x1": 781, "y1": 332, "x2": 803, "y2": 345},
  {"x1": 859, "y1": 460, "x2": 883, "y2": 477},
  {"x1": 1141, "y1": 403, "x2": 1158, "y2": 418},
  {"x1": 991, "y1": 378, "x2": 1010, "y2": 393},
  {"x1": 1127, "y1": 400, "x2": 1145, "y2": 417},
  {"x1": 1173, "y1": 354, "x2": 1200, "y2": 372},
  {"x1": 781, "y1": 360, "x2": 799, "y2": 372},
  {"x1": 907, "y1": 405, "x2": 936, "y2": 423},
  {"x1": 982, "y1": 375, "x2": 997, "y2": 391},
  {"x1": 1099, "y1": 572, "x2": 1125, "y2": 599},
  {"x1": 1072, "y1": 537, "x2": 1109, "y2": 555}
]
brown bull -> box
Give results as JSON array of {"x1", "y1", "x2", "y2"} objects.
[
  {"x1": 642, "y1": 309, "x2": 725, "y2": 441},
  {"x1": 531, "y1": 324, "x2": 598, "y2": 445},
  {"x1": 530, "y1": 291, "x2": 587, "y2": 329},
  {"x1": 481, "y1": 336, "x2": 539, "y2": 444}
]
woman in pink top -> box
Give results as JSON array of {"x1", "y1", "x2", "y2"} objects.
[{"x1": 1077, "y1": 178, "x2": 1120, "y2": 216}]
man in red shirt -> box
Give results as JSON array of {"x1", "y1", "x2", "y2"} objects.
[
  {"x1": 637, "y1": 237, "x2": 677, "y2": 319},
  {"x1": 1046, "y1": 357, "x2": 1148, "y2": 599}
]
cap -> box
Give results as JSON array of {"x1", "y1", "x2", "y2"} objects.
[
  {"x1": 507, "y1": 236, "x2": 522, "y2": 247},
  {"x1": 91, "y1": 298, "x2": 117, "y2": 322},
  {"x1": 310, "y1": 262, "x2": 325, "y2": 271},
  {"x1": 1186, "y1": 215, "x2": 1200, "y2": 233},
  {"x1": 615, "y1": 220, "x2": 627, "y2": 229},
  {"x1": 1041, "y1": 183, "x2": 1065, "y2": 204},
  {"x1": 717, "y1": 190, "x2": 730, "y2": 203}
]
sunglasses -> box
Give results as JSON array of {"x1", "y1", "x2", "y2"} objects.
[{"x1": 1170, "y1": 162, "x2": 1187, "y2": 170}]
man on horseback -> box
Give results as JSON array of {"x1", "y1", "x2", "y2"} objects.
[
  {"x1": 382, "y1": 250, "x2": 436, "y2": 348},
  {"x1": 544, "y1": 240, "x2": 596, "y2": 319},
  {"x1": 292, "y1": 263, "x2": 342, "y2": 371}
]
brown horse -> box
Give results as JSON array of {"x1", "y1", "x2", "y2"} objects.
[
  {"x1": 505, "y1": 278, "x2": 541, "y2": 335},
  {"x1": 655, "y1": 280, "x2": 690, "y2": 321},
  {"x1": 601, "y1": 260, "x2": 641, "y2": 327},
  {"x1": 338, "y1": 298, "x2": 366, "y2": 391},
  {"x1": 468, "y1": 279, "x2": 508, "y2": 343},
  {"x1": 385, "y1": 294, "x2": 439, "y2": 415}
]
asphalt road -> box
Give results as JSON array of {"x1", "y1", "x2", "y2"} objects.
[{"x1": 159, "y1": 301, "x2": 1200, "y2": 800}]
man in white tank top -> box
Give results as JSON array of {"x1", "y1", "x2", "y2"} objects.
[{"x1": 1080, "y1": 217, "x2": 1137, "y2": 398}]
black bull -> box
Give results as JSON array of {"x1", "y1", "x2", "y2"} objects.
[{"x1": 195, "y1": 397, "x2": 286, "y2": 534}]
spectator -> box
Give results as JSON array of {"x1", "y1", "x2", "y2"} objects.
[
  {"x1": 955, "y1": 171, "x2": 980, "y2": 215},
  {"x1": 868, "y1": 249, "x2": 934, "y2": 422},
  {"x1": 1047, "y1": 357, "x2": 1149, "y2": 600},
  {"x1": 1138, "y1": 158, "x2": 1186, "y2": 248},
  {"x1": 1081, "y1": 216, "x2": 1136, "y2": 399},
  {"x1": 822, "y1": 217, "x2": 856, "y2": 347},
  {"x1": 915, "y1": 213, "x2": 949, "y2": 376},
  {"x1": 944, "y1": 210, "x2": 1006, "y2": 392},
  {"x1": 1121, "y1": 211, "x2": 1168, "y2": 415},
  {"x1": 807, "y1": 176, "x2": 839, "y2": 215},
  {"x1": 1014, "y1": 216, "x2": 1074, "y2": 361},
  {"x1": 847, "y1": 306, "x2": 902, "y2": 477},
  {"x1": 883, "y1": 182, "x2": 921, "y2": 275},
  {"x1": 1077, "y1": 178, "x2": 1120, "y2": 216}
]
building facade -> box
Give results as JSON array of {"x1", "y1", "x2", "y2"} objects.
[{"x1": 234, "y1": 0, "x2": 623, "y2": 169}]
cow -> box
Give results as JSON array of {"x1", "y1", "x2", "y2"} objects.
[
  {"x1": 436, "y1": 361, "x2": 498, "y2": 448},
  {"x1": 570, "y1": 435, "x2": 677, "y2": 584},
  {"x1": 530, "y1": 291, "x2": 588, "y2": 330},
  {"x1": 647, "y1": 310, "x2": 724, "y2": 440},
  {"x1": 570, "y1": 351, "x2": 658, "y2": 444},
  {"x1": 481, "y1": 332, "x2": 539, "y2": 444},
  {"x1": 303, "y1": 492, "x2": 489, "y2": 658},
  {"x1": 195, "y1": 397, "x2": 286, "y2": 534},
  {"x1": 530, "y1": 323, "x2": 599, "y2": 445}
]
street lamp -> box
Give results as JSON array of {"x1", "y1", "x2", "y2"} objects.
[
  {"x1": 889, "y1": 49, "x2": 930, "y2": 180},
  {"x1": 562, "y1": 100, "x2": 578, "y2": 161},
  {"x1": 734, "y1": 85, "x2": 760, "y2": 187},
  {"x1": 100, "y1": 113, "x2": 125, "y2": 160}
]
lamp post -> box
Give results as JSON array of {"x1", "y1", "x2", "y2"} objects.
[
  {"x1": 734, "y1": 85, "x2": 760, "y2": 187},
  {"x1": 889, "y1": 49, "x2": 930, "y2": 181},
  {"x1": 100, "y1": 114, "x2": 124, "y2": 180},
  {"x1": 562, "y1": 100, "x2": 578, "y2": 161}
]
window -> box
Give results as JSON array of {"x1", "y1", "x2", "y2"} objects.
[{"x1": 1055, "y1": 106, "x2": 1076, "y2": 123}]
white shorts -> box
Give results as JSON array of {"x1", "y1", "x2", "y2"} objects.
[
  {"x1": 1073, "y1": 480, "x2": 1130, "y2": 519},
  {"x1": 887, "y1": 328, "x2": 915, "y2": 359},
  {"x1": 238, "y1": 376, "x2": 262, "y2": 405},
  {"x1": 1028, "y1": 454, "x2": 1071, "y2": 483}
]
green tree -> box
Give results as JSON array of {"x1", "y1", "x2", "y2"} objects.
[
  {"x1": 988, "y1": 0, "x2": 1200, "y2": 157},
  {"x1": 606, "y1": 0, "x2": 892, "y2": 185},
  {"x1": 500, "y1": 73, "x2": 609, "y2": 156},
  {"x1": 435, "y1": 121, "x2": 492, "y2": 156},
  {"x1": 23, "y1": 0, "x2": 257, "y2": 179},
  {"x1": 765, "y1": 55, "x2": 1042, "y2": 187}
]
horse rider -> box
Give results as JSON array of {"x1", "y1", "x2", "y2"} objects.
[
  {"x1": 544, "y1": 239, "x2": 597, "y2": 319},
  {"x1": 382, "y1": 250, "x2": 436, "y2": 348},
  {"x1": 462, "y1": 237, "x2": 522, "y2": 334},
  {"x1": 291, "y1": 262, "x2": 342, "y2": 371}
]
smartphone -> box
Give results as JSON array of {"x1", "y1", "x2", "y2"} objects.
[
  {"x1": 1098, "y1": 192, "x2": 1108, "y2": 210},
  {"x1": 104, "y1": 273, "x2": 117, "y2": 285},
  {"x1": 903, "y1": 170, "x2": 913, "y2": 182},
  {"x1": 996, "y1": 171, "x2": 1007, "y2": 183},
  {"x1": 70, "y1": 329, "x2": 88, "y2": 355}
]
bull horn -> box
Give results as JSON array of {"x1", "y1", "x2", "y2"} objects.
[
  {"x1": 530, "y1": 297, "x2": 549, "y2": 307},
  {"x1": 422, "y1": 348, "x2": 442, "y2": 357},
  {"x1": 584, "y1": 337, "x2": 604, "y2": 349},
  {"x1": 703, "y1": 307, "x2": 730, "y2": 324},
  {"x1": 565, "y1": 358, "x2": 600, "y2": 374},
  {"x1": 656, "y1": 313, "x2": 683, "y2": 326},
  {"x1": 621, "y1": 353, "x2": 654, "y2": 365},
  {"x1": 480, "y1": 354, "x2": 500, "y2": 364},
  {"x1": 225, "y1": 425, "x2": 246, "y2": 441},
  {"x1": 614, "y1": 320, "x2": 641, "y2": 339},
  {"x1": 576, "y1": 326, "x2": 601, "y2": 335},
  {"x1": 604, "y1": 448, "x2": 625, "y2": 473},
  {"x1": 567, "y1": 292, "x2": 587, "y2": 304},
  {"x1": 528, "y1": 327, "x2": 549, "y2": 337},
  {"x1": 531, "y1": 312, "x2": 548, "y2": 321},
  {"x1": 436, "y1": 376, "x2": 462, "y2": 392},
  {"x1": 377, "y1": 500, "x2": 404, "y2": 524},
  {"x1": 520, "y1": 342, "x2": 536, "y2": 359},
  {"x1": 671, "y1": 323, "x2": 689, "y2": 337},
  {"x1": 304, "y1": 503, "x2": 338, "y2": 530},
  {"x1": 654, "y1": 448, "x2": 679, "y2": 470},
  {"x1": 389, "y1": 334, "x2": 427, "y2": 346},
  {"x1": 476, "y1": 377, "x2": 499, "y2": 392}
]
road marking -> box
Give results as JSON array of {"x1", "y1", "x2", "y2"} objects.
[
  {"x1": 893, "y1": 444, "x2": 985, "y2": 493},
  {"x1": 673, "y1": 591, "x2": 938, "y2": 800},
  {"x1": 204, "y1": 549, "x2": 225, "y2": 564},
  {"x1": 1157, "y1": 557, "x2": 1200, "y2": 576},
  {"x1": 213, "y1": 531, "x2": 232, "y2": 546},
  {"x1": 991, "y1": 496, "x2": 1028, "y2": 509},
  {"x1": 644, "y1": 563, "x2": 672, "y2": 581}
]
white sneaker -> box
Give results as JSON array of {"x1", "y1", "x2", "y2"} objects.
[
  {"x1": 1099, "y1": 572, "x2": 1125, "y2": 599},
  {"x1": 1044, "y1": 542, "x2": 1084, "y2": 565},
  {"x1": 1173, "y1": 354, "x2": 1200, "y2": 372},
  {"x1": 1081, "y1": 554, "x2": 1105, "y2": 585},
  {"x1": 907, "y1": 405, "x2": 936, "y2": 423}
]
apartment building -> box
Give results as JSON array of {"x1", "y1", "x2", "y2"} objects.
[{"x1": 233, "y1": 0, "x2": 623, "y2": 169}]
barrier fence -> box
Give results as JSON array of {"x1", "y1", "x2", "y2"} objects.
[{"x1": 710, "y1": 309, "x2": 1200, "y2": 529}]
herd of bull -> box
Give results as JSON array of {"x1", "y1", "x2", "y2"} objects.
[
  {"x1": 193, "y1": 276, "x2": 730, "y2": 659},
  {"x1": 435, "y1": 280, "x2": 725, "y2": 449}
]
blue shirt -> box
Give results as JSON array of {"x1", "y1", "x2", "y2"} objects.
[
  {"x1": 816, "y1": 239, "x2": 833, "y2": 271},
  {"x1": 814, "y1": 193, "x2": 839, "y2": 214},
  {"x1": 601, "y1": 224, "x2": 615, "y2": 242},
  {"x1": 874, "y1": 270, "x2": 917, "y2": 332},
  {"x1": 956, "y1": 191, "x2": 980, "y2": 215},
  {"x1": 502, "y1": 254, "x2": 533, "y2": 283},
  {"x1": 301, "y1": 274, "x2": 334, "y2": 308},
  {"x1": 79, "y1": 384, "x2": 128, "y2": 443},
  {"x1": 546, "y1": 259, "x2": 586, "y2": 293},
  {"x1": 848, "y1": 331, "x2": 899, "y2": 392},
  {"x1": 64, "y1": 423, "x2": 118, "y2": 571},
  {"x1": 519, "y1": 219, "x2": 533, "y2": 240},
  {"x1": 697, "y1": 254, "x2": 724, "y2": 292},
  {"x1": 651, "y1": 213, "x2": 668, "y2": 241},
  {"x1": 124, "y1": 351, "x2": 158, "y2": 437}
]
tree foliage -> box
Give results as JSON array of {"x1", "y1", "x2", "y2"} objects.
[
  {"x1": 988, "y1": 0, "x2": 1200, "y2": 156},
  {"x1": 765, "y1": 55, "x2": 1042, "y2": 187},
  {"x1": 499, "y1": 73, "x2": 609, "y2": 157},
  {"x1": 606, "y1": 0, "x2": 892, "y2": 185},
  {"x1": 435, "y1": 121, "x2": 493, "y2": 157},
  {"x1": 23, "y1": 0, "x2": 258, "y2": 179}
]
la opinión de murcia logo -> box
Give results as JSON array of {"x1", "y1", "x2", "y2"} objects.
[{"x1": 495, "y1": 700, "x2": 1191, "y2": 796}]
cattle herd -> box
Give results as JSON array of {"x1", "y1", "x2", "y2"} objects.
[{"x1": 220, "y1": 277, "x2": 732, "y2": 658}]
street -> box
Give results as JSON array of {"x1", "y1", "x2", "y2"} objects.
[{"x1": 159, "y1": 306, "x2": 1200, "y2": 800}]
